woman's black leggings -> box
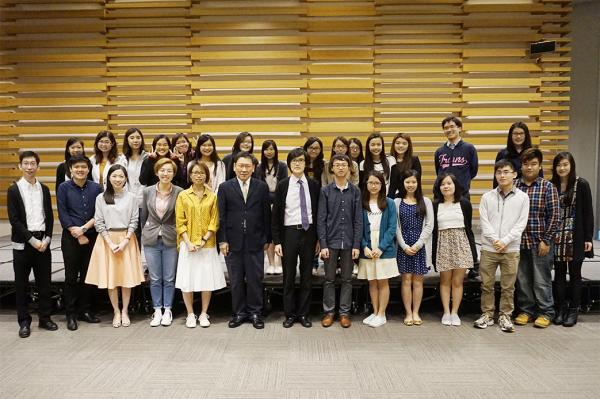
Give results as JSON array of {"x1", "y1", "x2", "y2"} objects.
[{"x1": 554, "y1": 260, "x2": 583, "y2": 308}]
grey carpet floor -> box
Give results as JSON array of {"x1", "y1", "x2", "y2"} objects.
[{"x1": 1, "y1": 310, "x2": 599, "y2": 399}]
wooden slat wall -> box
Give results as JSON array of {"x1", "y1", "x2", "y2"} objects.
[{"x1": 0, "y1": 0, "x2": 571, "y2": 219}]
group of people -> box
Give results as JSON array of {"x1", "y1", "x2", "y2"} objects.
[{"x1": 8, "y1": 116, "x2": 595, "y2": 338}]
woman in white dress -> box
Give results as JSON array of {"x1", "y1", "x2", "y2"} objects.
[{"x1": 175, "y1": 160, "x2": 226, "y2": 328}]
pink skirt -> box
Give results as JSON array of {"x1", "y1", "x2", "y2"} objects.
[{"x1": 85, "y1": 231, "x2": 145, "y2": 289}]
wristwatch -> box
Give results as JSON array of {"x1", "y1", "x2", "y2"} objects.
[{"x1": 81, "y1": 226, "x2": 88, "y2": 233}]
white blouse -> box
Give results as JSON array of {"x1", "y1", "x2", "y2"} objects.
[{"x1": 437, "y1": 202, "x2": 465, "y2": 230}]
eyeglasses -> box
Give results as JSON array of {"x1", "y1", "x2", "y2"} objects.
[
  {"x1": 332, "y1": 163, "x2": 348, "y2": 168},
  {"x1": 21, "y1": 162, "x2": 37, "y2": 167},
  {"x1": 367, "y1": 181, "x2": 382, "y2": 186},
  {"x1": 291, "y1": 159, "x2": 305, "y2": 164}
]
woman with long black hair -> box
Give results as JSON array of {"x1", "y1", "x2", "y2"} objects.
[
  {"x1": 222, "y1": 131, "x2": 254, "y2": 180},
  {"x1": 194, "y1": 134, "x2": 226, "y2": 193},
  {"x1": 56, "y1": 137, "x2": 86, "y2": 188},
  {"x1": 494, "y1": 122, "x2": 541, "y2": 187},
  {"x1": 551, "y1": 152, "x2": 594, "y2": 327}
]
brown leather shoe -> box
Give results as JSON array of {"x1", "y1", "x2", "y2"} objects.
[
  {"x1": 339, "y1": 315, "x2": 351, "y2": 328},
  {"x1": 321, "y1": 313, "x2": 334, "y2": 328}
]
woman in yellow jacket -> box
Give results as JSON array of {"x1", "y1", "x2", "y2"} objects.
[{"x1": 175, "y1": 160, "x2": 226, "y2": 328}]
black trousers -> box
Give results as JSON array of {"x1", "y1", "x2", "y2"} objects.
[
  {"x1": 554, "y1": 259, "x2": 584, "y2": 308},
  {"x1": 282, "y1": 225, "x2": 317, "y2": 318},
  {"x1": 225, "y1": 243, "x2": 264, "y2": 317},
  {"x1": 61, "y1": 230, "x2": 97, "y2": 317},
  {"x1": 13, "y1": 244, "x2": 52, "y2": 326}
]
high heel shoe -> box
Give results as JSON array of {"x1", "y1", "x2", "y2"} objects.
[
  {"x1": 121, "y1": 312, "x2": 131, "y2": 327},
  {"x1": 112, "y1": 313, "x2": 121, "y2": 328}
]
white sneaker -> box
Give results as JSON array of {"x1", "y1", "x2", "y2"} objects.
[
  {"x1": 316, "y1": 265, "x2": 325, "y2": 276},
  {"x1": 266, "y1": 266, "x2": 275, "y2": 275},
  {"x1": 199, "y1": 313, "x2": 210, "y2": 328},
  {"x1": 352, "y1": 264, "x2": 358, "y2": 275},
  {"x1": 161, "y1": 309, "x2": 173, "y2": 326},
  {"x1": 274, "y1": 266, "x2": 283, "y2": 274},
  {"x1": 441, "y1": 313, "x2": 452, "y2": 325},
  {"x1": 185, "y1": 313, "x2": 197, "y2": 328},
  {"x1": 474, "y1": 313, "x2": 494, "y2": 329},
  {"x1": 150, "y1": 309, "x2": 162, "y2": 327},
  {"x1": 450, "y1": 313, "x2": 461, "y2": 326},
  {"x1": 369, "y1": 316, "x2": 387, "y2": 327},
  {"x1": 362, "y1": 314, "x2": 376, "y2": 325}
]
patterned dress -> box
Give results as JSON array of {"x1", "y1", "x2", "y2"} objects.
[{"x1": 396, "y1": 200, "x2": 428, "y2": 275}]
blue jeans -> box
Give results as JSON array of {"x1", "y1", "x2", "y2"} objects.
[
  {"x1": 516, "y1": 245, "x2": 555, "y2": 319},
  {"x1": 144, "y1": 238, "x2": 178, "y2": 309}
]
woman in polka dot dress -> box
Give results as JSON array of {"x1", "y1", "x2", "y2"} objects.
[{"x1": 395, "y1": 170, "x2": 433, "y2": 326}]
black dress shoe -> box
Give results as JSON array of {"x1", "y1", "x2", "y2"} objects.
[
  {"x1": 250, "y1": 315, "x2": 264, "y2": 329},
  {"x1": 228, "y1": 316, "x2": 246, "y2": 328},
  {"x1": 78, "y1": 312, "x2": 101, "y2": 323},
  {"x1": 67, "y1": 317, "x2": 78, "y2": 331},
  {"x1": 298, "y1": 316, "x2": 312, "y2": 328},
  {"x1": 563, "y1": 308, "x2": 578, "y2": 327},
  {"x1": 19, "y1": 324, "x2": 31, "y2": 338},
  {"x1": 39, "y1": 319, "x2": 58, "y2": 331},
  {"x1": 467, "y1": 269, "x2": 480, "y2": 280},
  {"x1": 282, "y1": 316, "x2": 295, "y2": 328}
]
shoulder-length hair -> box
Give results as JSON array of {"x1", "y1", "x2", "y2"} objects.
[
  {"x1": 506, "y1": 122, "x2": 532, "y2": 156},
  {"x1": 93, "y1": 130, "x2": 118, "y2": 164},
  {"x1": 348, "y1": 137, "x2": 364, "y2": 164},
  {"x1": 363, "y1": 133, "x2": 391, "y2": 179},
  {"x1": 362, "y1": 170, "x2": 387, "y2": 211},
  {"x1": 64, "y1": 137, "x2": 85, "y2": 162},
  {"x1": 389, "y1": 133, "x2": 414, "y2": 172},
  {"x1": 195, "y1": 134, "x2": 221, "y2": 163},
  {"x1": 433, "y1": 172, "x2": 463, "y2": 203},
  {"x1": 303, "y1": 136, "x2": 324, "y2": 175},
  {"x1": 232, "y1": 131, "x2": 254, "y2": 154},
  {"x1": 551, "y1": 151, "x2": 577, "y2": 204},
  {"x1": 397, "y1": 169, "x2": 426, "y2": 218},
  {"x1": 259, "y1": 140, "x2": 279, "y2": 179},
  {"x1": 330, "y1": 136, "x2": 350, "y2": 159},
  {"x1": 187, "y1": 159, "x2": 211, "y2": 185},
  {"x1": 150, "y1": 134, "x2": 172, "y2": 160},
  {"x1": 122, "y1": 127, "x2": 146, "y2": 160},
  {"x1": 103, "y1": 164, "x2": 128, "y2": 205}
]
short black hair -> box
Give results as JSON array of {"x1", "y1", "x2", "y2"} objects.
[
  {"x1": 233, "y1": 151, "x2": 257, "y2": 166},
  {"x1": 441, "y1": 115, "x2": 462, "y2": 129},
  {"x1": 494, "y1": 159, "x2": 516, "y2": 173},
  {"x1": 67, "y1": 155, "x2": 92, "y2": 170},
  {"x1": 329, "y1": 154, "x2": 351, "y2": 173},
  {"x1": 520, "y1": 148, "x2": 543, "y2": 164},
  {"x1": 286, "y1": 148, "x2": 307, "y2": 170},
  {"x1": 19, "y1": 150, "x2": 40, "y2": 164},
  {"x1": 433, "y1": 172, "x2": 463, "y2": 203}
]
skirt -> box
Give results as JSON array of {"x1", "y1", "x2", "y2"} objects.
[
  {"x1": 85, "y1": 231, "x2": 145, "y2": 289},
  {"x1": 176, "y1": 243, "x2": 226, "y2": 292},
  {"x1": 358, "y1": 230, "x2": 400, "y2": 281},
  {"x1": 436, "y1": 228, "x2": 474, "y2": 272}
]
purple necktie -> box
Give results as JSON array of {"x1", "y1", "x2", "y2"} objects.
[{"x1": 298, "y1": 180, "x2": 310, "y2": 231}]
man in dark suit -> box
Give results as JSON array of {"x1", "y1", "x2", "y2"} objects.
[
  {"x1": 272, "y1": 148, "x2": 320, "y2": 328},
  {"x1": 8, "y1": 151, "x2": 58, "y2": 338},
  {"x1": 218, "y1": 152, "x2": 272, "y2": 329}
]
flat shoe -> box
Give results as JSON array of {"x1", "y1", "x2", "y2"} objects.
[
  {"x1": 112, "y1": 313, "x2": 121, "y2": 328},
  {"x1": 121, "y1": 312, "x2": 131, "y2": 327},
  {"x1": 403, "y1": 319, "x2": 413, "y2": 326}
]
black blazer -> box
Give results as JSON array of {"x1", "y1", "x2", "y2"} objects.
[
  {"x1": 570, "y1": 177, "x2": 595, "y2": 260},
  {"x1": 271, "y1": 176, "x2": 320, "y2": 245},
  {"x1": 7, "y1": 181, "x2": 54, "y2": 245},
  {"x1": 217, "y1": 177, "x2": 272, "y2": 252},
  {"x1": 431, "y1": 198, "x2": 478, "y2": 270}
]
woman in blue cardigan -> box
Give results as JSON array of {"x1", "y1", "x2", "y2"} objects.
[{"x1": 357, "y1": 170, "x2": 399, "y2": 328}]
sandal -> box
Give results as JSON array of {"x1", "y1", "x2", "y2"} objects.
[
  {"x1": 403, "y1": 318, "x2": 414, "y2": 326},
  {"x1": 413, "y1": 319, "x2": 423, "y2": 326},
  {"x1": 112, "y1": 313, "x2": 121, "y2": 328},
  {"x1": 121, "y1": 312, "x2": 131, "y2": 327}
]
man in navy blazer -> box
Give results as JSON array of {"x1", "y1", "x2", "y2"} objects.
[{"x1": 218, "y1": 152, "x2": 272, "y2": 329}]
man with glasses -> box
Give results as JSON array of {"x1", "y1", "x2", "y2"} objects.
[
  {"x1": 317, "y1": 154, "x2": 362, "y2": 328},
  {"x1": 8, "y1": 151, "x2": 57, "y2": 338},
  {"x1": 474, "y1": 160, "x2": 529, "y2": 332},
  {"x1": 272, "y1": 148, "x2": 320, "y2": 328},
  {"x1": 218, "y1": 152, "x2": 271, "y2": 329}
]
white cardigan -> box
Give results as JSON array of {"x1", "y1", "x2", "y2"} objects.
[{"x1": 395, "y1": 196, "x2": 434, "y2": 267}]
